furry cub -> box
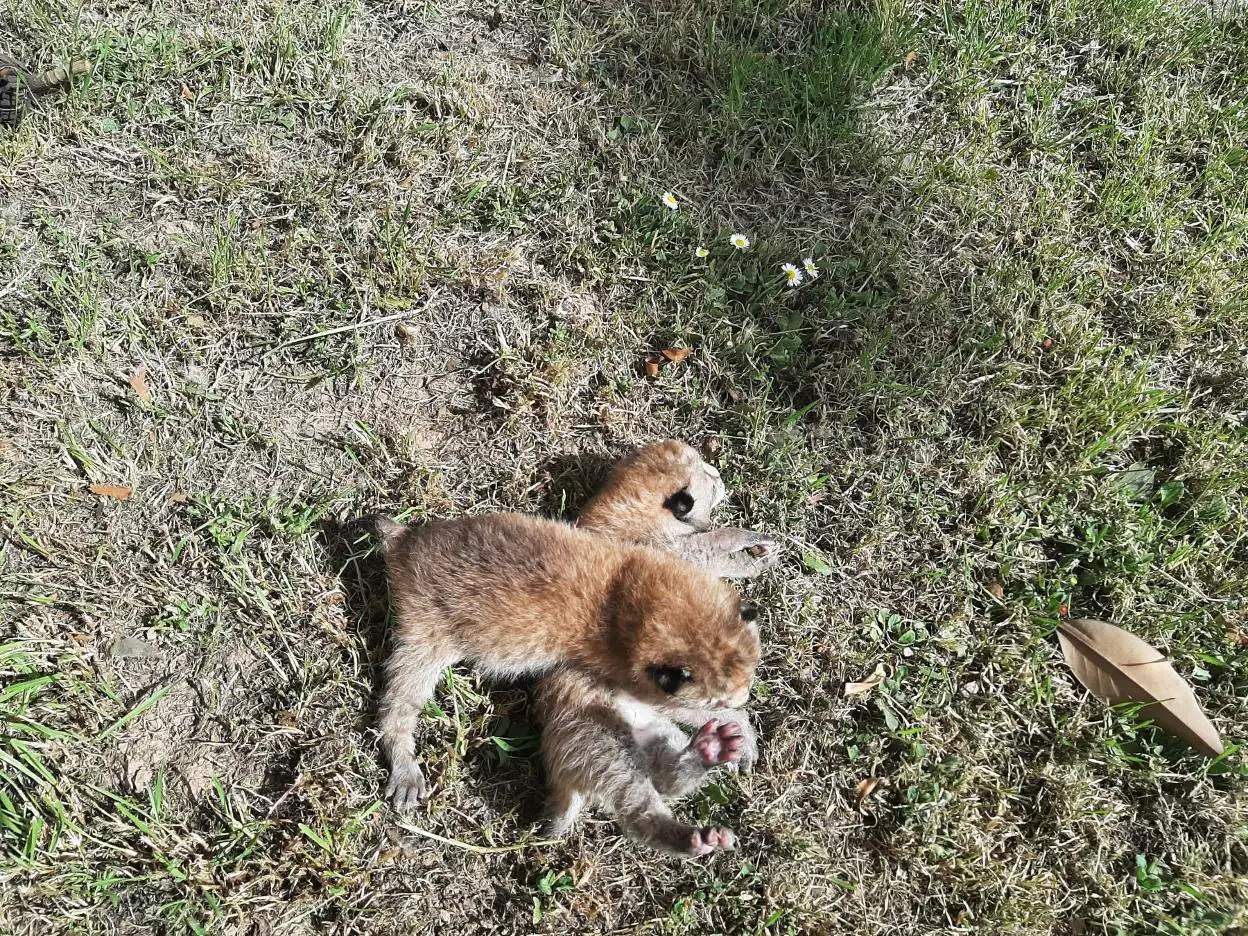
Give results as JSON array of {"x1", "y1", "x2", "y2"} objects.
[
  {"x1": 578, "y1": 439, "x2": 779, "y2": 579},
  {"x1": 375, "y1": 512, "x2": 761, "y2": 810}
]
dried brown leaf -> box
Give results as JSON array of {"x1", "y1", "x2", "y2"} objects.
[
  {"x1": 185, "y1": 314, "x2": 207, "y2": 329},
  {"x1": 169, "y1": 492, "x2": 189, "y2": 504},
  {"x1": 661, "y1": 347, "x2": 691, "y2": 363},
  {"x1": 644, "y1": 360, "x2": 661, "y2": 378},
  {"x1": 1057, "y1": 618, "x2": 1223, "y2": 756},
  {"x1": 855, "y1": 776, "x2": 882, "y2": 812},
  {"x1": 129, "y1": 366, "x2": 152, "y2": 403},
  {"x1": 844, "y1": 662, "x2": 887, "y2": 697},
  {"x1": 89, "y1": 483, "x2": 131, "y2": 500}
]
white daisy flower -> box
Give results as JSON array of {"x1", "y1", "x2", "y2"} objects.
[
  {"x1": 781, "y1": 263, "x2": 803, "y2": 287},
  {"x1": 803, "y1": 257, "x2": 819, "y2": 278},
  {"x1": 695, "y1": 246, "x2": 708, "y2": 258},
  {"x1": 661, "y1": 191, "x2": 679, "y2": 210},
  {"x1": 729, "y1": 233, "x2": 750, "y2": 250}
]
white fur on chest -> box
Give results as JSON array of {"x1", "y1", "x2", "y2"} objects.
[{"x1": 612, "y1": 693, "x2": 672, "y2": 748}]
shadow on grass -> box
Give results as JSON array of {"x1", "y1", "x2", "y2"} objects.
[
  {"x1": 529, "y1": 448, "x2": 618, "y2": 520},
  {"x1": 317, "y1": 514, "x2": 392, "y2": 681},
  {"x1": 544, "y1": 0, "x2": 958, "y2": 450}
]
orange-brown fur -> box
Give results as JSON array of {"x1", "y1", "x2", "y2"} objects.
[
  {"x1": 376, "y1": 512, "x2": 760, "y2": 810},
  {"x1": 578, "y1": 439, "x2": 724, "y2": 542},
  {"x1": 578, "y1": 440, "x2": 779, "y2": 579},
  {"x1": 537, "y1": 441, "x2": 779, "y2": 856}
]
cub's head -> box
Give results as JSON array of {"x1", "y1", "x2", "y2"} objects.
[
  {"x1": 610, "y1": 555, "x2": 761, "y2": 709},
  {"x1": 578, "y1": 440, "x2": 726, "y2": 543}
]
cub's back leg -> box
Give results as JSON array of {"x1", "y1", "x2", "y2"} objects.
[
  {"x1": 613, "y1": 774, "x2": 736, "y2": 857},
  {"x1": 540, "y1": 787, "x2": 584, "y2": 839},
  {"x1": 379, "y1": 617, "x2": 459, "y2": 809}
]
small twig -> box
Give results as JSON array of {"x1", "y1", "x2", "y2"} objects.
[
  {"x1": 259, "y1": 291, "x2": 439, "y2": 356},
  {"x1": 260, "y1": 308, "x2": 414, "y2": 355},
  {"x1": 396, "y1": 821, "x2": 557, "y2": 855}
]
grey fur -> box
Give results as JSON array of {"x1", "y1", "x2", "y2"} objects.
[
  {"x1": 666, "y1": 528, "x2": 780, "y2": 580},
  {"x1": 538, "y1": 667, "x2": 742, "y2": 856}
]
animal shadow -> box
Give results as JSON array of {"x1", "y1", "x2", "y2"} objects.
[
  {"x1": 529, "y1": 449, "x2": 616, "y2": 521},
  {"x1": 318, "y1": 515, "x2": 392, "y2": 695}
]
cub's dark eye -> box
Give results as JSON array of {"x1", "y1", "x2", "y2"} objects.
[
  {"x1": 740, "y1": 604, "x2": 759, "y2": 624},
  {"x1": 664, "y1": 489, "x2": 695, "y2": 519},
  {"x1": 649, "y1": 664, "x2": 693, "y2": 694}
]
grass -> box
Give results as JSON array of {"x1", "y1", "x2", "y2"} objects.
[{"x1": 2, "y1": 0, "x2": 1246, "y2": 931}]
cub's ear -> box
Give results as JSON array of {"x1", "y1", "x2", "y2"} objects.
[
  {"x1": 649, "y1": 664, "x2": 693, "y2": 694},
  {"x1": 740, "y1": 604, "x2": 759, "y2": 624},
  {"x1": 664, "y1": 489, "x2": 695, "y2": 519}
]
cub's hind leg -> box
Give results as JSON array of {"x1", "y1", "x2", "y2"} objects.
[
  {"x1": 378, "y1": 630, "x2": 458, "y2": 809},
  {"x1": 540, "y1": 787, "x2": 584, "y2": 839},
  {"x1": 612, "y1": 781, "x2": 736, "y2": 858}
]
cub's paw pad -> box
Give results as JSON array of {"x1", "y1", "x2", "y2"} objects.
[
  {"x1": 738, "y1": 537, "x2": 781, "y2": 564},
  {"x1": 692, "y1": 720, "x2": 745, "y2": 766},
  {"x1": 734, "y1": 532, "x2": 778, "y2": 555},
  {"x1": 689, "y1": 826, "x2": 736, "y2": 856},
  {"x1": 711, "y1": 529, "x2": 778, "y2": 554}
]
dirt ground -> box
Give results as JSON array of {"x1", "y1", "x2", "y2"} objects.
[{"x1": 2, "y1": 0, "x2": 1247, "y2": 933}]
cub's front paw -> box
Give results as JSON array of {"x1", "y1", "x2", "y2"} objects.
[
  {"x1": 712, "y1": 529, "x2": 782, "y2": 579},
  {"x1": 712, "y1": 528, "x2": 779, "y2": 554},
  {"x1": 691, "y1": 719, "x2": 745, "y2": 766}
]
